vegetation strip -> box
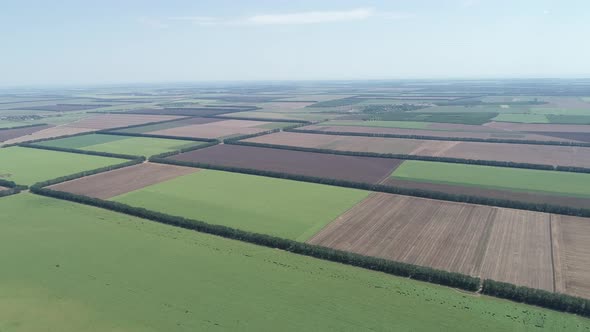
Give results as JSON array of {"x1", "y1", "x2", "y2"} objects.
[
  {"x1": 209, "y1": 115, "x2": 311, "y2": 124},
  {"x1": 97, "y1": 130, "x2": 218, "y2": 143},
  {"x1": 2, "y1": 129, "x2": 98, "y2": 147},
  {"x1": 0, "y1": 123, "x2": 48, "y2": 131},
  {"x1": 18, "y1": 142, "x2": 145, "y2": 160},
  {"x1": 150, "y1": 157, "x2": 590, "y2": 218},
  {"x1": 29, "y1": 180, "x2": 590, "y2": 317},
  {"x1": 226, "y1": 139, "x2": 590, "y2": 174},
  {"x1": 288, "y1": 128, "x2": 590, "y2": 148}
]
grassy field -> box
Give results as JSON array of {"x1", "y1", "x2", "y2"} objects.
[
  {"x1": 1, "y1": 194, "x2": 589, "y2": 331},
  {"x1": 492, "y1": 113, "x2": 550, "y2": 123},
  {"x1": 322, "y1": 120, "x2": 431, "y2": 129},
  {"x1": 37, "y1": 133, "x2": 205, "y2": 157},
  {"x1": 391, "y1": 160, "x2": 590, "y2": 197},
  {"x1": 112, "y1": 169, "x2": 370, "y2": 241},
  {"x1": 0, "y1": 146, "x2": 124, "y2": 185}
]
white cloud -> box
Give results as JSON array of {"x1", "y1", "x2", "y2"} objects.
[
  {"x1": 137, "y1": 17, "x2": 168, "y2": 29},
  {"x1": 245, "y1": 8, "x2": 375, "y2": 25}
]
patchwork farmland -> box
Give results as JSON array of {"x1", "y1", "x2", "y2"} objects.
[{"x1": 3, "y1": 80, "x2": 590, "y2": 330}]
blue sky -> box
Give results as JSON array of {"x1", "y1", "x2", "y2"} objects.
[{"x1": 1, "y1": 0, "x2": 589, "y2": 86}]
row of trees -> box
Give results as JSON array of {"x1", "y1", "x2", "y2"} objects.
[
  {"x1": 482, "y1": 280, "x2": 590, "y2": 317},
  {"x1": 100, "y1": 130, "x2": 217, "y2": 143},
  {"x1": 150, "y1": 157, "x2": 590, "y2": 218},
  {"x1": 29, "y1": 185, "x2": 479, "y2": 292},
  {"x1": 149, "y1": 141, "x2": 220, "y2": 159},
  {"x1": 0, "y1": 123, "x2": 48, "y2": 131},
  {"x1": 20, "y1": 143, "x2": 144, "y2": 161},
  {"x1": 227, "y1": 140, "x2": 562, "y2": 171},
  {"x1": 204, "y1": 114, "x2": 310, "y2": 124},
  {"x1": 287, "y1": 128, "x2": 590, "y2": 148}
]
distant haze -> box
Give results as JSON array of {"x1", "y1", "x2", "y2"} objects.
[{"x1": 2, "y1": 0, "x2": 590, "y2": 86}]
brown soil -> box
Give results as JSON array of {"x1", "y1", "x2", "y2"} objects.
[
  {"x1": 149, "y1": 120, "x2": 269, "y2": 139},
  {"x1": 2, "y1": 126, "x2": 94, "y2": 145},
  {"x1": 9, "y1": 104, "x2": 110, "y2": 112},
  {"x1": 0, "y1": 124, "x2": 54, "y2": 142},
  {"x1": 309, "y1": 192, "x2": 556, "y2": 291},
  {"x1": 169, "y1": 144, "x2": 402, "y2": 184},
  {"x1": 125, "y1": 107, "x2": 243, "y2": 116},
  {"x1": 383, "y1": 178, "x2": 590, "y2": 209},
  {"x1": 485, "y1": 121, "x2": 590, "y2": 133},
  {"x1": 49, "y1": 163, "x2": 199, "y2": 199},
  {"x1": 527, "y1": 131, "x2": 590, "y2": 142},
  {"x1": 68, "y1": 114, "x2": 183, "y2": 130}
]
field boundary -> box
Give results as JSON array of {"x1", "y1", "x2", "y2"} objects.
[
  {"x1": 225, "y1": 139, "x2": 590, "y2": 174},
  {"x1": 18, "y1": 143, "x2": 145, "y2": 160},
  {"x1": 208, "y1": 115, "x2": 311, "y2": 124},
  {"x1": 97, "y1": 130, "x2": 219, "y2": 143},
  {"x1": 0, "y1": 123, "x2": 49, "y2": 131},
  {"x1": 288, "y1": 128, "x2": 590, "y2": 147},
  {"x1": 150, "y1": 156, "x2": 590, "y2": 218},
  {"x1": 28, "y1": 179, "x2": 590, "y2": 317}
]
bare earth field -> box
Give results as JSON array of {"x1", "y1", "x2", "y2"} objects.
[
  {"x1": 0, "y1": 124, "x2": 54, "y2": 142},
  {"x1": 68, "y1": 114, "x2": 182, "y2": 130},
  {"x1": 308, "y1": 193, "x2": 559, "y2": 292},
  {"x1": 124, "y1": 107, "x2": 247, "y2": 116},
  {"x1": 149, "y1": 119, "x2": 274, "y2": 139},
  {"x1": 301, "y1": 125, "x2": 577, "y2": 142},
  {"x1": 244, "y1": 131, "x2": 590, "y2": 167},
  {"x1": 383, "y1": 178, "x2": 590, "y2": 209},
  {"x1": 49, "y1": 163, "x2": 199, "y2": 199},
  {"x1": 168, "y1": 144, "x2": 402, "y2": 184},
  {"x1": 2, "y1": 126, "x2": 94, "y2": 144},
  {"x1": 552, "y1": 215, "x2": 590, "y2": 299},
  {"x1": 8, "y1": 104, "x2": 110, "y2": 112}
]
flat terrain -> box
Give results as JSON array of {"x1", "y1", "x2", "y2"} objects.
[
  {"x1": 148, "y1": 119, "x2": 287, "y2": 139},
  {"x1": 115, "y1": 117, "x2": 222, "y2": 133},
  {"x1": 391, "y1": 160, "x2": 590, "y2": 198},
  {"x1": 2, "y1": 194, "x2": 585, "y2": 331},
  {"x1": 37, "y1": 133, "x2": 206, "y2": 157},
  {"x1": 0, "y1": 146, "x2": 125, "y2": 185},
  {"x1": 0, "y1": 124, "x2": 53, "y2": 143},
  {"x1": 112, "y1": 169, "x2": 370, "y2": 241},
  {"x1": 309, "y1": 193, "x2": 561, "y2": 292},
  {"x1": 552, "y1": 215, "x2": 590, "y2": 299},
  {"x1": 49, "y1": 163, "x2": 199, "y2": 199},
  {"x1": 301, "y1": 124, "x2": 580, "y2": 142},
  {"x1": 169, "y1": 144, "x2": 403, "y2": 184}
]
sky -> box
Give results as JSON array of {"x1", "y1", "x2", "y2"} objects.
[{"x1": 1, "y1": 0, "x2": 589, "y2": 86}]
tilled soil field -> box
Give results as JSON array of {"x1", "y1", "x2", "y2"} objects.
[
  {"x1": 49, "y1": 163, "x2": 199, "y2": 199},
  {"x1": 552, "y1": 215, "x2": 590, "y2": 299},
  {"x1": 308, "y1": 193, "x2": 559, "y2": 292},
  {"x1": 168, "y1": 144, "x2": 403, "y2": 184},
  {"x1": 69, "y1": 114, "x2": 183, "y2": 130},
  {"x1": 0, "y1": 124, "x2": 54, "y2": 142},
  {"x1": 124, "y1": 107, "x2": 251, "y2": 116},
  {"x1": 149, "y1": 119, "x2": 272, "y2": 139}
]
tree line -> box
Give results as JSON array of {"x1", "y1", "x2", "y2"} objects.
[
  {"x1": 287, "y1": 128, "x2": 590, "y2": 148},
  {"x1": 149, "y1": 141, "x2": 220, "y2": 159},
  {"x1": 227, "y1": 140, "x2": 564, "y2": 171},
  {"x1": 99, "y1": 130, "x2": 218, "y2": 143},
  {"x1": 29, "y1": 175, "x2": 590, "y2": 317},
  {"x1": 0, "y1": 123, "x2": 48, "y2": 131},
  {"x1": 151, "y1": 156, "x2": 590, "y2": 218},
  {"x1": 19, "y1": 143, "x2": 145, "y2": 161}
]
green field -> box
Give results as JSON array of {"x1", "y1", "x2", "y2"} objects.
[
  {"x1": 1, "y1": 194, "x2": 588, "y2": 331},
  {"x1": 391, "y1": 160, "x2": 590, "y2": 197},
  {"x1": 322, "y1": 120, "x2": 431, "y2": 129},
  {"x1": 0, "y1": 146, "x2": 124, "y2": 185},
  {"x1": 492, "y1": 113, "x2": 550, "y2": 123},
  {"x1": 37, "y1": 133, "x2": 205, "y2": 157},
  {"x1": 112, "y1": 170, "x2": 369, "y2": 241}
]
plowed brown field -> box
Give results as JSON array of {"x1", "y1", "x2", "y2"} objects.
[
  {"x1": 148, "y1": 119, "x2": 272, "y2": 139},
  {"x1": 0, "y1": 124, "x2": 53, "y2": 142},
  {"x1": 168, "y1": 144, "x2": 402, "y2": 184},
  {"x1": 49, "y1": 163, "x2": 198, "y2": 199},
  {"x1": 308, "y1": 193, "x2": 566, "y2": 292}
]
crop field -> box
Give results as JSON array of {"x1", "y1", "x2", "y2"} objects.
[
  {"x1": 552, "y1": 215, "x2": 590, "y2": 299},
  {"x1": 218, "y1": 110, "x2": 342, "y2": 121},
  {"x1": 0, "y1": 124, "x2": 53, "y2": 142},
  {"x1": 301, "y1": 124, "x2": 578, "y2": 142},
  {"x1": 492, "y1": 113, "x2": 550, "y2": 123},
  {"x1": 322, "y1": 120, "x2": 432, "y2": 129},
  {"x1": 111, "y1": 169, "x2": 369, "y2": 240},
  {"x1": 390, "y1": 160, "x2": 590, "y2": 198},
  {"x1": 37, "y1": 133, "x2": 206, "y2": 157},
  {"x1": 309, "y1": 193, "x2": 559, "y2": 292},
  {"x1": 123, "y1": 106, "x2": 251, "y2": 116},
  {"x1": 0, "y1": 146, "x2": 125, "y2": 185},
  {"x1": 3, "y1": 194, "x2": 585, "y2": 331},
  {"x1": 49, "y1": 163, "x2": 199, "y2": 199},
  {"x1": 169, "y1": 144, "x2": 403, "y2": 183},
  {"x1": 8, "y1": 103, "x2": 111, "y2": 112}
]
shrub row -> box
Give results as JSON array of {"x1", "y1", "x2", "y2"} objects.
[
  {"x1": 149, "y1": 140, "x2": 220, "y2": 159},
  {"x1": 227, "y1": 140, "x2": 559, "y2": 171},
  {"x1": 98, "y1": 130, "x2": 218, "y2": 143},
  {"x1": 31, "y1": 159, "x2": 144, "y2": 188},
  {"x1": 223, "y1": 128, "x2": 283, "y2": 143},
  {"x1": 100, "y1": 116, "x2": 192, "y2": 132},
  {"x1": 151, "y1": 157, "x2": 590, "y2": 218},
  {"x1": 288, "y1": 128, "x2": 590, "y2": 148},
  {"x1": 0, "y1": 178, "x2": 18, "y2": 188},
  {"x1": 0, "y1": 187, "x2": 21, "y2": 197},
  {"x1": 482, "y1": 279, "x2": 590, "y2": 317},
  {"x1": 0, "y1": 123, "x2": 48, "y2": 131},
  {"x1": 19, "y1": 143, "x2": 145, "y2": 161},
  {"x1": 30, "y1": 185, "x2": 479, "y2": 292},
  {"x1": 2, "y1": 130, "x2": 98, "y2": 147},
  {"x1": 206, "y1": 115, "x2": 311, "y2": 124}
]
